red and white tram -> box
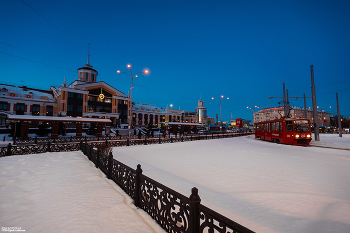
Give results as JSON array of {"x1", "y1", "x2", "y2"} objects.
[{"x1": 254, "y1": 118, "x2": 312, "y2": 145}]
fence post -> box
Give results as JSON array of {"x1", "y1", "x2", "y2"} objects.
[
  {"x1": 6, "y1": 143, "x2": 12, "y2": 156},
  {"x1": 47, "y1": 141, "x2": 51, "y2": 152},
  {"x1": 159, "y1": 133, "x2": 161, "y2": 144},
  {"x1": 85, "y1": 136, "x2": 87, "y2": 143},
  {"x1": 134, "y1": 164, "x2": 143, "y2": 207},
  {"x1": 171, "y1": 137, "x2": 173, "y2": 143},
  {"x1": 80, "y1": 141, "x2": 83, "y2": 151},
  {"x1": 105, "y1": 139, "x2": 108, "y2": 146},
  {"x1": 189, "y1": 187, "x2": 201, "y2": 233},
  {"x1": 34, "y1": 136, "x2": 37, "y2": 144},
  {"x1": 89, "y1": 145, "x2": 93, "y2": 161},
  {"x1": 127, "y1": 138, "x2": 130, "y2": 146},
  {"x1": 96, "y1": 148, "x2": 100, "y2": 168},
  {"x1": 144, "y1": 137, "x2": 147, "y2": 145},
  {"x1": 107, "y1": 152, "x2": 113, "y2": 179}
]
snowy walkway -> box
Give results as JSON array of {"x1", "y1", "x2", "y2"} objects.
[
  {"x1": 112, "y1": 135, "x2": 350, "y2": 233},
  {"x1": 0, "y1": 151, "x2": 165, "y2": 233}
]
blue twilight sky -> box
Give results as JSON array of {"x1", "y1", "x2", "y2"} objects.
[{"x1": 1, "y1": 0, "x2": 350, "y2": 122}]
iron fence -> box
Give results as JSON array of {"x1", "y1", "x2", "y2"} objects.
[
  {"x1": 1, "y1": 132, "x2": 252, "y2": 157},
  {"x1": 13, "y1": 132, "x2": 251, "y2": 146},
  {"x1": 80, "y1": 142, "x2": 255, "y2": 233},
  {"x1": 0, "y1": 141, "x2": 81, "y2": 156}
]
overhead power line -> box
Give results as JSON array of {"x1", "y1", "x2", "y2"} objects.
[
  {"x1": 20, "y1": 0, "x2": 84, "y2": 51},
  {"x1": 0, "y1": 51, "x2": 76, "y2": 73},
  {"x1": 0, "y1": 42, "x2": 78, "y2": 68}
]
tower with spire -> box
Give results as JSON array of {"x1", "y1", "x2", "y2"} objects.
[
  {"x1": 77, "y1": 44, "x2": 98, "y2": 82},
  {"x1": 195, "y1": 95, "x2": 207, "y2": 124}
]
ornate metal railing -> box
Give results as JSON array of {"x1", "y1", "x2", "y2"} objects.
[
  {"x1": 13, "y1": 131, "x2": 252, "y2": 145},
  {"x1": 0, "y1": 141, "x2": 80, "y2": 156},
  {"x1": 1, "y1": 132, "x2": 253, "y2": 157},
  {"x1": 80, "y1": 142, "x2": 255, "y2": 233}
]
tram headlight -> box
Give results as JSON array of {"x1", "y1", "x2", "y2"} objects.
[
  {"x1": 295, "y1": 134, "x2": 300, "y2": 139},
  {"x1": 307, "y1": 134, "x2": 311, "y2": 138}
]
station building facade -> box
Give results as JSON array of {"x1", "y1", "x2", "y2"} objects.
[
  {"x1": 1, "y1": 60, "x2": 208, "y2": 127},
  {"x1": 0, "y1": 84, "x2": 57, "y2": 125}
]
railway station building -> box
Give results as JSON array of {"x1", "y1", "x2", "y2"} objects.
[{"x1": 1, "y1": 59, "x2": 208, "y2": 129}]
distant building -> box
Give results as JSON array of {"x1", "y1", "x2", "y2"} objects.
[
  {"x1": 0, "y1": 84, "x2": 57, "y2": 125},
  {"x1": 253, "y1": 106, "x2": 330, "y2": 126},
  {"x1": 195, "y1": 98, "x2": 207, "y2": 124}
]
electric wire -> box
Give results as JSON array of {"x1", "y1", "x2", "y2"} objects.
[
  {"x1": 20, "y1": 0, "x2": 85, "y2": 51},
  {"x1": 0, "y1": 42, "x2": 78, "y2": 68}
]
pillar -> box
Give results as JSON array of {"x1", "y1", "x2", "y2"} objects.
[
  {"x1": 76, "y1": 123, "x2": 82, "y2": 137},
  {"x1": 97, "y1": 124, "x2": 103, "y2": 137},
  {"x1": 20, "y1": 121, "x2": 29, "y2": 138},
  {"x1": 173, "y1": 124, "x2": 177, "y2": 134},
  {"x1": 51, "y1": 122, "x2": 58, "y2": 138}
]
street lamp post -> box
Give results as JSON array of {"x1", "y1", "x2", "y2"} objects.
[
  {"x1": 247, "y1": 106, "x2": 259, "y2": 124},
  {"x1": 117, "y1": 64, "x2": 149, "y2": 143},
  {"x1": 211, "y1": 95, "x2": 229, "y2": 131}
]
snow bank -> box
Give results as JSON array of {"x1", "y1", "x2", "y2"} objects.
[{"x1": 0, "y1": 151, "x2": 165, "y2": 233}]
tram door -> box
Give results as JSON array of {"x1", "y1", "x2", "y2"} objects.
[{"x1": 265, "y1": 123, "x2": 272, "y2": 141}]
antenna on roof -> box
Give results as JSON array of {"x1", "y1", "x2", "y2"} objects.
[{"x1": 87, "y1": 43, "x2": 90, "y2": 65}]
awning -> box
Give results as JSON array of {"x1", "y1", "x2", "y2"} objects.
[{"x1": 7, "y1": 115, "x2": 111, "y2": 123}]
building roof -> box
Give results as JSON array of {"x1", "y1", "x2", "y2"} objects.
[{"x1": 0, "y1": 84, "x2": 55, "y2": 100}]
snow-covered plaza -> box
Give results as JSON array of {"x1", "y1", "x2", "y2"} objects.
[{"x1": 1, "y1": 134, "x2": 350, "y2": 233}]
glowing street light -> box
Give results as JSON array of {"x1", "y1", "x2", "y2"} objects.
[
  {"x1": 247, "y1": 106, "x2": 259, "y2": 123},
  {"x1": 211, "y1": 95, "x2": 229, "y2": 127},
  {"x1": 117, "y1": 64, "x2": 149, "y2": 143}
]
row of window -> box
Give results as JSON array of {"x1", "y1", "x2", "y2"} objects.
[
  {"x1": 67, "y1": 105, "x2": 83, "y2": 112},
  {"x1": 88, "y1": 95, "x2": 112, "y2": 103},
  {"x1": 88, "y1": 106, "x2": 111, "y2": 113},
  {"x1": 79, "y1": 72, "x2": 95, "y2": 82},
  {"x1": 68, "y1": 92, "x2": 83, "y2": 99},
  {"x1": 0, "y1": 101, "x2": 53, "y2": 116}
]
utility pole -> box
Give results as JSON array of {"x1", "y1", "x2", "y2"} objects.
[
  {"x1": 310, "y1": 65, "x2": 320, "y2": 141},
  {"x1": 304, "y1": 93, "x2": 307, "y2": 118},
  {"x1": 269, "y1": 83, "x2": 311, "y2": 119},
  {"x1": 283, "y1": 83, "x2": 287, "y2": 117},
  {"x1": 286, "y1": 89, "x2": 290, "y2": 117},
  {"x1": 336, "y1": 93, "x2": 342, "y2": 137}
]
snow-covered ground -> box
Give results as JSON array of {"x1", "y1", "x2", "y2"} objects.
[
  {"x1": 0, "y1": 151, "x2": 165, "y2": 233},
  {"x1": 1, "y1": 134, "x2": 350, "y2": 233},
  {"x1": 112, "y1": 134, "x2": 350, "y2": 233},
  {"x1": 310, "y1": 133, "x2": 350, "y2": 149}
]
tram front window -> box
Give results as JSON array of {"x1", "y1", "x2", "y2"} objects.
[{"x1": 294, "y1": 120, "x2": 310, "y2": 133}]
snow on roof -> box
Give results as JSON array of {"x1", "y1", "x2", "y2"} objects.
[
  {"x1": 0, "y1": 84, "x2": 54, "y2": 100},
  {"x1": 160, "y1": 122, "x2": 202, "y2": 126},
  {"x1": 7, "y1": 115, "x2": 111, "y2": 123}
]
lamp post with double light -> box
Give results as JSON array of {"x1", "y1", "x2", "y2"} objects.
[
  {"x1": 117, "y1": 64, "x2": 149, "y2": 142},
  {"x1": 211, "y1": 95, "x2": 229, "y2": 132},
  {"x1": 247, "y1": 106, "x2": 259, "y2": 124}
]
